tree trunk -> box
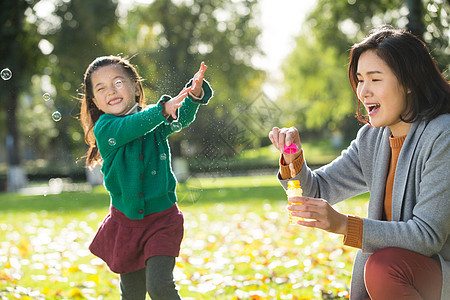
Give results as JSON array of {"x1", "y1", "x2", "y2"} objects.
[
  {"x1": 404, "y1": 0, "x2": 425, "y2": 39},
  {"x1": 2, "y1": 1, "x2": 28, "y2": 191}
]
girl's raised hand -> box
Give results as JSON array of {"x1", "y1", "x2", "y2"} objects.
[
  {"x1": 164, "y1": 87, "x2": 191, "y2": 120},
  {"x1": 190, "y1": 62, "x2": 207, "y2": 97}
]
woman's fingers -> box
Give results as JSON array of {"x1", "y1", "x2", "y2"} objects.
[
  {"x1": 269, "y1": 126, "x2": 300, "y2": 153},
  {"x1": 287, "y1": 197, "x2": 347, "y2": 234}
]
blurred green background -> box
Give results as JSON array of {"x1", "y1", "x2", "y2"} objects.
[{"x1": 0, "y1": 0, "x2": 448, "y2": 190}]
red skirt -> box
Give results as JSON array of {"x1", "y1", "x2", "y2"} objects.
[{"x1": 89, "y1": 204, "x2": 184, "y2": 274}]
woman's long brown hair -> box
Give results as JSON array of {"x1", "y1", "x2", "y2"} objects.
[{"x1": 79, "y1": 55, "x2": 146, "y2": 169}]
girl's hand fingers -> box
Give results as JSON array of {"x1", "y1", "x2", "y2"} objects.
[
  {"x1": 192, "y1": 62, "x2": 207, "y2": 91},
  {"x1": 174, "y1": 87, "x2": 191, "y2": 102}
]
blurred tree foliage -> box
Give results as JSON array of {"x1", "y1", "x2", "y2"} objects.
[
  {"x1": 0, "y1": 0, "x2": 43, "y2": 166},
  {"x1": 0, "y1": 0, "x2": 119, "y2": 178},
  {"x1": 103, "y1": 0, "x2": 265, "y2": 157},
  {"x1": 280, "y1": 0, "x2": 449, "y2": 142},
  {"x1": 45, "y1": 0, "x2": 119, "y2": 162},
  {"x1": 1, "y1": 0, "x2": 265, "y2": 178}
]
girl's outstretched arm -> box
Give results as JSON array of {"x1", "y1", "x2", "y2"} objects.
[{"x1": 161, "y1": 62, "x2": 208, "y2": 119}]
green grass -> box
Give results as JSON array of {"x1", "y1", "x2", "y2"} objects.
[{"x1": 0, "y1": 175, "x2": 369, "y2": 299}]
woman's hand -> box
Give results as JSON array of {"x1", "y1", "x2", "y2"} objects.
[
  {"x1": 190, "y1": 62, "x2": 207, "y2": 98},
  {"x1": 269, "y1": 126, "x2": 302, "y2": 165},
  {"x1": 288, "y1": 196, "x2": 348, "y2": 235},
  {"x1": 163, "y1": 87, "x2": 191, "y2": 120}
]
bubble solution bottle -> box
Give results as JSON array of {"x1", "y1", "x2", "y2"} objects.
[
  {"x1": 286, "y1": 180, "x2": 303, "y2": 224},
  {"x1": 283, "y1": 143, "x2": 303, "y2": 224}
]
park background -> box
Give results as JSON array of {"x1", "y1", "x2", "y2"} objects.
[{"x1": 0, "y1": 0, "x2": 448, "y2": 299}]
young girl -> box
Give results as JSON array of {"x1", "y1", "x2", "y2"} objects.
[
  {"x1": 79, "y1": 55, "x2": 213, "y2": 299},
  {"x1": 269, "y1": 27, "x2": 449, "y2": 299}
]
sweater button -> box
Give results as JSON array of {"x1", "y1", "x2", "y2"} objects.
[
  {"x1": 138, "y1": 136, "x2": 142, "y2": 141},
  {"x1": 139, "y1": 192, "x2": 143, "y2": 198},
  {"x1": 138, "y1": 209, "x2": 144, "y2": 214},
  {"x1": 140, "y1": 174, "x2": 144, "y2": 179},
  {"x1": 139, "y1": 154, "x2": 143, "y2": 160}
]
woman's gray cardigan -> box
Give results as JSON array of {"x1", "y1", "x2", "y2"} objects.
[{"x1": 279, "y1": 114, "x2": 450, "y2": 299}]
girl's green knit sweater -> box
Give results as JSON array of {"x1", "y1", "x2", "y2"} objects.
[{"x1": 94, "y1": 80, "x2": 213, "y2": 219}]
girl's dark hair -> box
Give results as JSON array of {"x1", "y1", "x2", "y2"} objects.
[
  {"x1": 79, "y1": 55, "x2": 145, "y2": 169},
  {"x1": 348, "y1": 26, "x2": 450, "y2": 124}
]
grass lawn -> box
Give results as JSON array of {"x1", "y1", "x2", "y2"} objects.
[{"x1": 0, "y1": 175, "x2": 369, "y2": 299}]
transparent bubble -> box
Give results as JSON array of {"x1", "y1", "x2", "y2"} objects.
[
  {"x1": 43, "y1": 93, "x2": 51, "y2": 101},
  {"x1": 151, "y1": 170, "x2": 157, "y2": 175},
  {"x1": 108, "y1": 138, "x2": 116, "y2": 146},
  {"x1": 51, "y1": 111, "x2": 62, "y2": 122},
  {"x1": 160, "y1": 153, "x2": 167, "y2": 160},
  {"x1": 114, "y1": 79, "x2": 124, "y2": 89},
  {"x1": 1, "y1": 68, "x2": 12, "y2": 80},
  {"x1": 170, "y1": 121, "x2": 182, "y2": 132}
]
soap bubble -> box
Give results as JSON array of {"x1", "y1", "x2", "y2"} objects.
[
  {"x1": 43, "y1": 93, "x2": 51, "y2": 101},
  {"x1": 160, "y1": 153, "x2": 167, "y2": 160},
  {"x1": 114, "y1": 79, "x2": 124, "y2": 89},
  {"x1": 51, "y1": 111, "x2": 62, "y2": 122},
  {"x1": 1, "y1": 68, "x2": 12, "y2": 80},
  {"x1": 108, "y1": 138, "x2": 116, "y2": 146},
  {"x1": 170, "y1": 121, "x2": 182, "y2": 132}
]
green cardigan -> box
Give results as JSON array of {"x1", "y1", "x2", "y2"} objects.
[{"x1": 94, "y1": 80, "x2": 213, "y2": 219}]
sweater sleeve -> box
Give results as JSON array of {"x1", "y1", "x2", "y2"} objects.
[
  {"x1": 343, "y1": 215, "x2": 363, "y2": 249},
  {"x1": 279, "y1": 150, "x2": 304, "y2": 180},
  {"x1": 94, "y1": 101, "x2": 167, "y2": 155}
]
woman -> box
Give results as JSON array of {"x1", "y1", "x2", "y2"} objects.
[{"x1": 269, "y1": 26, "x2": 449, "y2": 299}]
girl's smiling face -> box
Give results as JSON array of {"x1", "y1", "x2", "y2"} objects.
[
  {"x1": 91, "y1": 64, "x2": 140, "y2": 116},
  {"x1": 356, "y1": 50, "x2": 411, "y2": 137}
]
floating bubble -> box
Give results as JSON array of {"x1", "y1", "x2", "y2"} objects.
[
  {"x1": 114, "y1": 79, "x2": 124, "y2": 89},
  {"x1": 43, "y1": 93, "x2": 51, "y2": 101},
  {"x1": 151, "y1": 170, "x2": 157, "y2": 175},
  {"x1": 51, "y1": 111, "x2": 62, "y2": 122},
  {"x1": 160, "y1": 153, "x2": 167, "y2": 160},
  {"x1": 170, "y1": 121, "x2": 182, "y2": 132},
  {"x1": 1, "y1": 68, "x2": 12, "y2": 80},
  {"x1": 108, "y1": 138, "x2": 116, "y2": 146}
]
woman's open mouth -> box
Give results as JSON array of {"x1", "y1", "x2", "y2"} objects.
[{"x1": 367, "y1": 103, "x2": 380, "y2": 116}]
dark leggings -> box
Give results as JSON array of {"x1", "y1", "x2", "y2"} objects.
[
  {"x1": 120, "y1": 255, "x2": 181, "y2": 300},
  {"x1": 364, "y1": 247, "x2": 442, "y2": 300}
]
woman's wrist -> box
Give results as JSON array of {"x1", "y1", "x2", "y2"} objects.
[{"x1": 282, "y1": 150, "x2": 302, "y2": 165}]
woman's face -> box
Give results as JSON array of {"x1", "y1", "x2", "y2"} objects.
[
  {"x1": 356, "y1": 50, "x2": 411, "y2": 137},
  {"x1": 91, "y1": 64, "x2": 139, "y2": 116}
]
